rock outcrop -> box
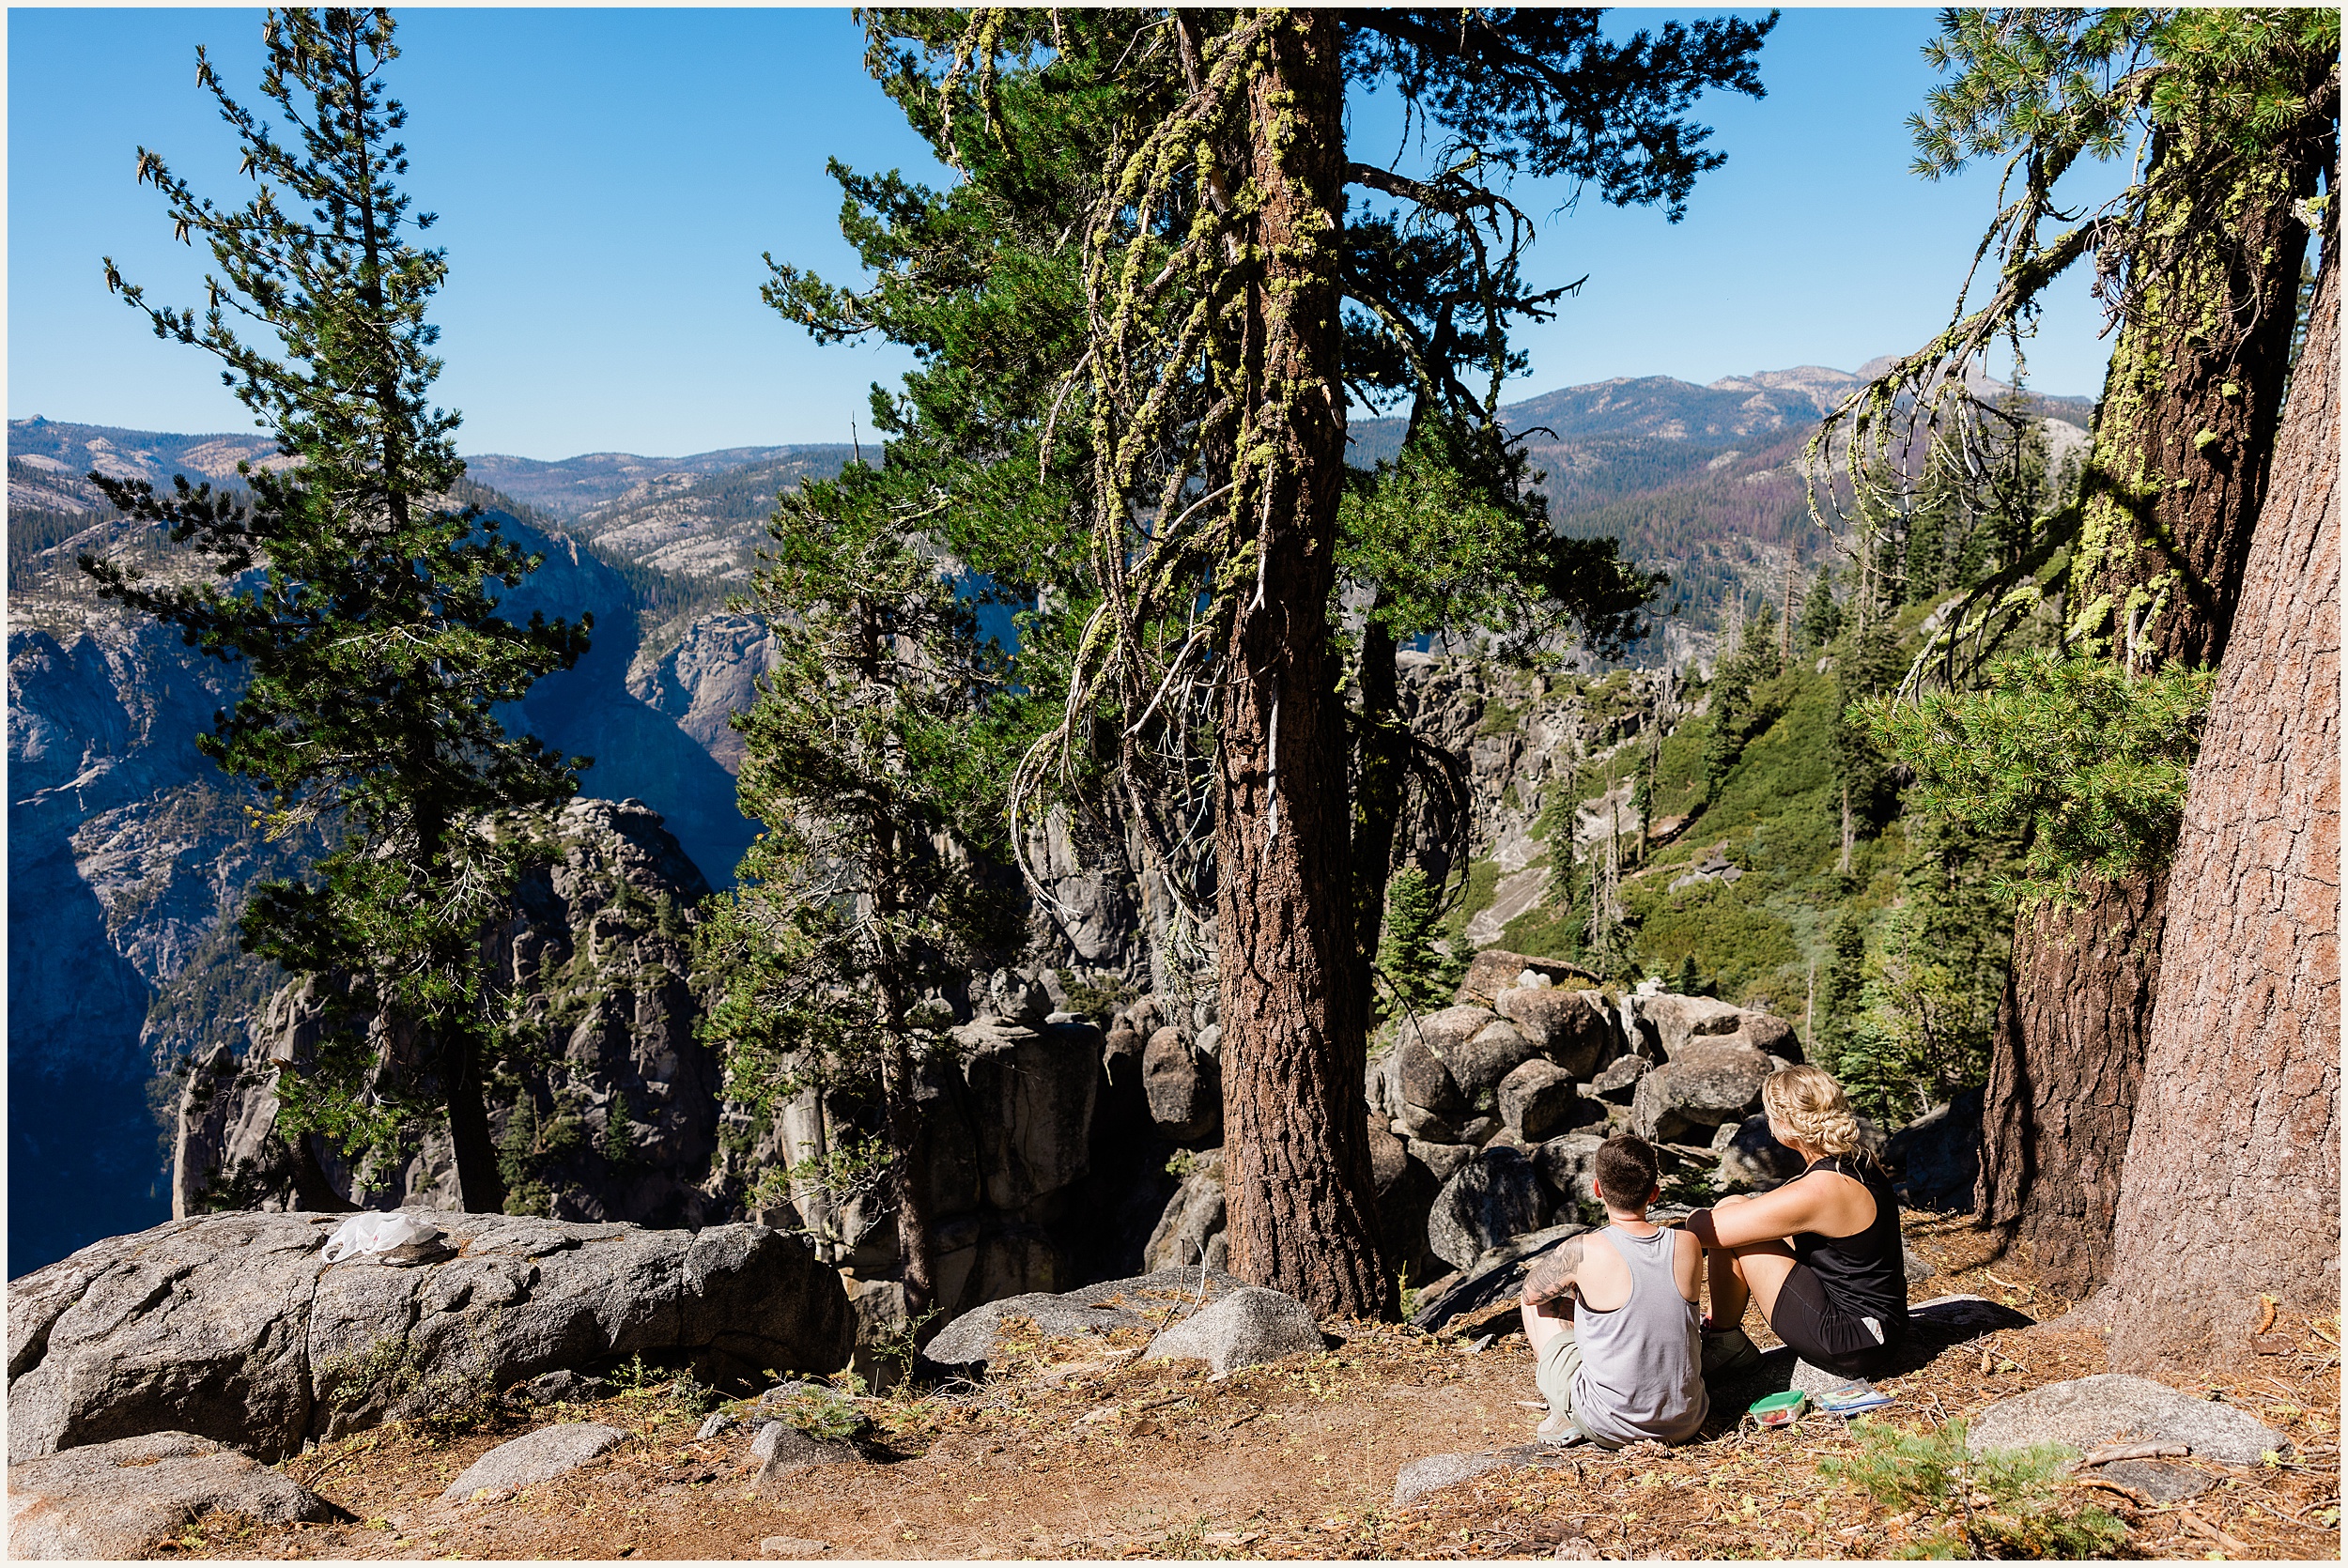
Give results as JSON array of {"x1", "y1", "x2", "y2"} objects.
[
  {"x1": 1428, "y1": 1146, "x2": 1552, "y2": 1272},
  {"x1": 1631, "y1": 1039, "x2": 1777, "y2": 1145},
  {"x1": 1135, "y1": 965, "x2": 1810, "y2": 1287},
  {"x1": 171, "y1": 797, "x2": 725, "y2": 1226},
  {"x1": 1967, "y1": 1373, "x2": 2292, "y2": 1465},
  {"x1": 8, "y1": 1430, "x2": 344, "y2": 1560},
  {"x1": 1884, "y1": 1088, "x2": 1985, "y2": 1212},
  {"x1": 1138, "y1": 1286, "x2": 1326, "y2": 1374},
  {"x1": 6, "y1": 1210, "x2": 851, "y2": 1463},
  {"x1": 922, "y1": 1267, "x2": 1248, "y2": 1376},
  {"x1": 442, "y1": 1422, "x2": 628, "y2": 1502}
]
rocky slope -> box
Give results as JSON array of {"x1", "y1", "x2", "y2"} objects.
[
  {"x1": 5, "y1": 492, "x2": 784, "y2": 1275},
  {"x1": 171, "y1": 797, "x2": 724, "y2": 1225}
]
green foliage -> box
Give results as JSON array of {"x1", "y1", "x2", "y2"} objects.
[
  {"x1": 1374, "y1": 866, "x2": 1458, "y2": 1019},
  {"x1": 79, "y1": 11, "x2": 589, "y2": 1207},
  {"x1": 495, "y1": 1093, "x2": 543, "y2": 1213},
  {"x1": 1832, "y1": 612, "x2": 1907, "y2": 832},
  {"x1": 768, "y1": 1384, "x2": 869, "y2": 1442},
  {"x1": 1914, "y1": 8, "x2": 2339, "y2": 181},
  {"x1": 8, "y1": 504, "x2": 111, "y2": 590},
  {"x1": 1444, "y1": 859, "x2": 1505, "y2": 944},
  {"x1": 314, "y1": 1319, "x2": 507, "y2": 1446},
  {"x1": 1820, "y1": 1419, "x2": 2129, "y2": 1560},
  {"x1": 1059, "y1": 970, "x2": 1140, "y2": 1024},
  {"x1": 1702, "y1": 606, "x2": 1784, "y2": 794},
  {"x1": 1340, "y1": 421, "x2": 1662, "y2": 663},
  {"x1": 601, "y1": 1090, "x2": 636, "y2": 1169},
  {"x1": 1861, "y1": 652, "x2": 2215, "y2": 904},
  {"x1": 863, "y1": 1308, "x2": 941, "y2": 1397},
  {"x1": 1810, "y1": 907, "x2": 1868, "y2": 1074},
  {"x1": 1800, "y1": 567, "x2": 1843, "y2": 651},
  {"x1": 1835, "y1": 810, "x2": 2019, "y2": 1122},
  {"x1": 694, "y1": 460, "x2": 1025, "y2": 1276},
  {"x1": 612, "y1": 1352, "x2": 664, "y2": 1394}
]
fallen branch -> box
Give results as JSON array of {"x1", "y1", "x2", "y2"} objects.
[
  {"x1": 2078, "y1": 1441, "x2": 2189, "y2": 1467},
  {"x1": 2177, "y1": 1508, "x2": 2251, "y2": 1555},
  {"x1": 2076, "y1": 1475, "x2": 2155, "y2": 1509},
  {"x1": 288, "y1": 1442, "x2": 370, "y2": 1491}
]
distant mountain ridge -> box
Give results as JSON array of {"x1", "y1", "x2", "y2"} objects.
[
  {"x1": 463, "y1": 444, "x2": 855, "y2": 521},
  {"x1": 5, "y1": 417, "x2": 852, "y2": 523},
  {"x1": 1347, "y1": 361, "x2": 2093, "y2": 460}
]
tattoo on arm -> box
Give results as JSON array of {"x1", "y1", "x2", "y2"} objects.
[{"x1": 1522, "y1": 1236, "x2": 1585, "y2": 1305}]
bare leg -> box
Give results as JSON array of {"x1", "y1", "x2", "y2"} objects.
[
  {"x1": 1707, "y1": 1242, "x2": 1749, "y2": 1329},
  {"x1": 1713, "y1": 1241, "x2": 1799, "y2": 1331},
  {"x1": 1703, "y1": 1193, "x2": 1758, "y2": 1330},
  {"x1": 1520, "y1": 1286, "x2": 1570, "y2": 1357}
]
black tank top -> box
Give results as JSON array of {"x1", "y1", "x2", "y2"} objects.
[{"x1": 1790, "y1": 1154, "x2": 1909, "y2": 1330}]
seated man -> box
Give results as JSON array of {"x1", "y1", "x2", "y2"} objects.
[{"x1": 1517, "y1": 1134, "x2": 1707, "y2": 1447}]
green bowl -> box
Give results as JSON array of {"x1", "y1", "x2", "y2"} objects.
[{"x1": 1748, "y1": 1390, "x2": 1808, "y2": 1425}]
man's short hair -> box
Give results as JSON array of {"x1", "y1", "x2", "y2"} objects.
[{"x1": 1595, "y1": 1134, "x2": 1661, "y2": 1210}]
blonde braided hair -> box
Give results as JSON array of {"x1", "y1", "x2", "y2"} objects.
[{"x1": 1761, "y1": 1065, "x2": 1866, "y2": 1159}]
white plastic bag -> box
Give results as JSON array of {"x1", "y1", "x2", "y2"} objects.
[{"x1": 318, "y1": 1210, "x2": 440, "y2": 1265}]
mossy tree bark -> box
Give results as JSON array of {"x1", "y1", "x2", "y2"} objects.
[
  {"x1": 1975, "y1": 123, "x2": 2318, "y2": 1294},
  {"x1": 1216, "y1": 9, "x2": 1390, "y2": 1321},
  {"x1": 2100, "y1": 215, "x2": 2338, "y2": 1371}
]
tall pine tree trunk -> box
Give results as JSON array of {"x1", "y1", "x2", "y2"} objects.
[
  {"x1": 1973, "y1": 123, "x2": 2314, "y2": 1294},
  {"x1": 2100, "y1": 213, "x2": 2339, "y2": 1371},
  {"x1": 442, "y1": 1024, "x2": 505, "y2": 1214},
  {"x1": 1215, "y1": 8, "x2": 1388, "y2": 1320},
  {"x1": 415, "y1": 805, "x2": 505, "y2": 1215}
]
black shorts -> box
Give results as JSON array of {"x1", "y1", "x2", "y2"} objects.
[{"x1": 1770, "y1": 1263, "x2": 1900, "y2": 1378}]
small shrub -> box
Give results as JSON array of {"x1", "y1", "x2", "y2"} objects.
[
  {"x1": 867, "y1": 1308, "x2": 940, "y2": 1394},
  {"x1": 772, "y1": 1384, "x2": 868, "y2": 1441},
  {"x1": 1819, "y1": 1418, "x2": 2130, "y2": 1559},
  {"x1": 664, "y1": 1365, "x2": 721, "y2": 1415},
  {"x1": 1061, "y1": 969, "x2": 1141, "y2": 1022}
]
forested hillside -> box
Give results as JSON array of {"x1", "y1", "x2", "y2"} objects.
[{"x1": 1440, "y1": 595, "x2": 2016, "y2": 1130}]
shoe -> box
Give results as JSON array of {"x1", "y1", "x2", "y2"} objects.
[
  {"x1": 1536, "y1": 1406, "x2": 1591, "y2": 1445},
  {"x1": 1702, "y1": 1327, "x2": 1762, "y2": 1376}
]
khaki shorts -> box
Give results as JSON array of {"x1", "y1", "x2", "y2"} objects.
[{"x1": 1534, "y1": 1325, "x2": 1584, "y2": 1418}]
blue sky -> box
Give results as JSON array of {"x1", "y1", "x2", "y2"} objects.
[{"x1": 8, "y1": 8, "x2": 2128, "y2": 459}]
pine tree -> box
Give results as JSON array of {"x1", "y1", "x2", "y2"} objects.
[
  {"x1": 81, "y1": 9, "x2": 590, "y2": 1211},
  {"x1": 1800, "y1": 566, "x2": 1843, "y2": 651},
  {"x1": 1702, "y1": 599, "x2": 1781, "y2": 794},
  {"x1": 1811, "y1": 908, "x2": 1869, "y2": 1073},
  {"x1": 1372, "y1": 866, "x2": 1451, "y2": 1020},
  {"x1": 771, "y1": 8, "x2": 1772, "y2": 1317},
  {"x1": 1866, "y1": 9, "x2": 2335, "y2": 1293},
  {"x1": 694, "y1": 464, "x2": 1024, "y2": 1321}
]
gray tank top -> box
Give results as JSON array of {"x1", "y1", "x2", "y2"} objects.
[{"x1": 1570, "y1": 1225, "x2": 1707, "y2": 1445}]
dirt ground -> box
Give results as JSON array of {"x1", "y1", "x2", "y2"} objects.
[{"x1": 165, "y1": 1213, "x2": 2340, "y2": 1561}]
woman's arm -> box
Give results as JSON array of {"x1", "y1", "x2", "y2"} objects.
[{"x1": 1685, "y1": 1177, "x2": 1834, "y2": 1251}]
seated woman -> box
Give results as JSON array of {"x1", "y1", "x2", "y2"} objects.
[{"x1": 1684, "y1": 1065, "x2": 1908, "y2": 1380}]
